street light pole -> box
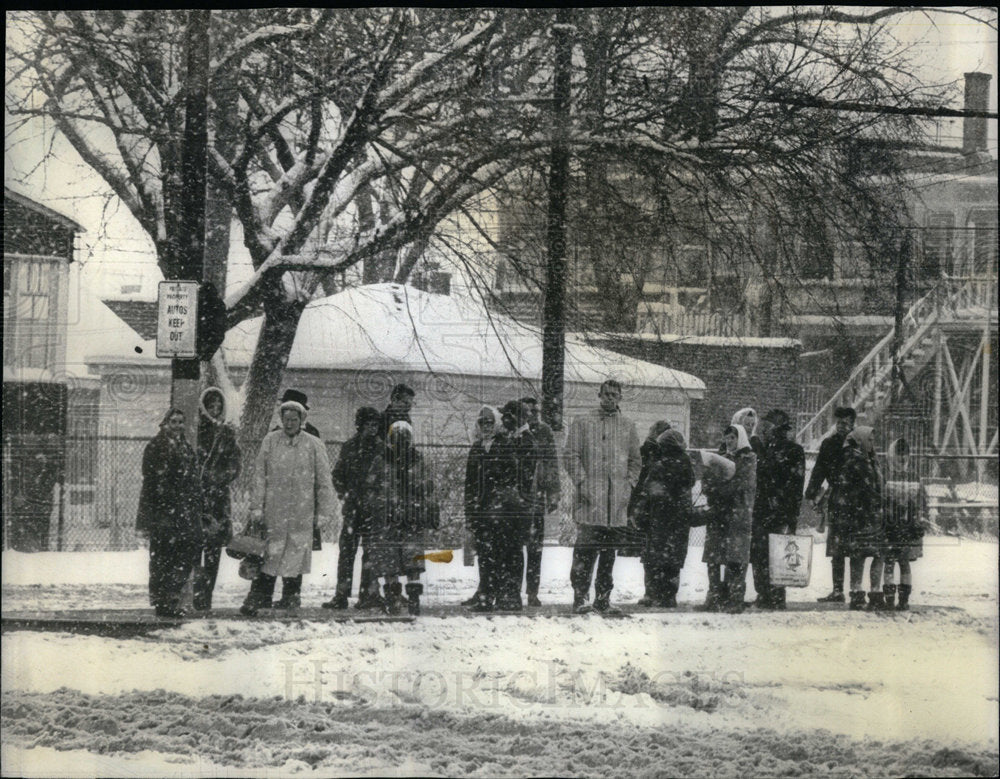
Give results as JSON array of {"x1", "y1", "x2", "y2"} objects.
[
  {"x1": 170, "y1": 9, "x2": 210, "y2": 445},
  {"x1": 542, "y1": 9, "x2": 573, "y2": 432}
]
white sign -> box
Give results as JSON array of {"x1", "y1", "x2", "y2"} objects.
[
  {"x1": 156, "y1": 281, "x2": 199, "y2": 358},
  {"x1": 768, "y1": 533, "x2": 814, "y2": 587}
]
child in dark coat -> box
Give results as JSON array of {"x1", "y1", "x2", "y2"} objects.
[{"x1": 634, "y1": 429, "x2": 695, "y2": 606}]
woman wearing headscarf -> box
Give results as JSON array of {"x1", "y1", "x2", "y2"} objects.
[
  {"x1": 714, "y1": 423, "x2": 758, "y2": 613},
  {"x1": 633, "y1": 428, "x2": 695, "y2": 607},
  {"x1": 136, "y1": 408, "x2": 203, "y2": 618},
  {"x1": 194, "y1": 387, "x2": 241, "y2": 612},
  {"x1": 731, "y1": 407, "x2": 765, "y2": 457},
  {"x1": 240, "y1": 397, "x2": 337, "y2": 615},
  {"x1": 830, "y1": 426, "x2": 885, "y2": 610},
  {"x1": 364, "y1": 421, "x2": 439, "y2": 615},
  {"x1": 463, "y1": 405, "x2": 505, "y2": 609}
]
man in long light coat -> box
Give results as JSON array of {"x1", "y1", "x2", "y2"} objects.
[
  {"x1": 240, "y1": 398, "x2": 337, "y2": 615},
  {"x1": 564, "y1": 380, "x2": 641, "y2": 613}
]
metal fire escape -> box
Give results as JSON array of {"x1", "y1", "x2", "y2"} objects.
[{"x1": 797, "y1": 275, "x2": 998, "y2": 465}]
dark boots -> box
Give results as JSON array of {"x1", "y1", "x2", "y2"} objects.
[
  {"x1": 573, "y1": 591, "x2": 590, "y2": 614},
  {"x1": 883, "y1": 584, "x2": 897, "y2": 609},
  {"x1": 273, "y1": 576, "x2": 302, "y2": 610},
  {"x1": 383, "y1": 582, "x2": 404, "y2": 615},
  {"x1": 897, "y1": 584, "x2": 911, "y2": 611},
  {"x1": 848, "y1": 591, "x2": 867, "y2": 610},
  {"x1": 866, "y1": 592, "x2": 889, "y2": 612},
  {"x1": 322, "y1": 583, "x2": 350, "y2": 610},
  {"x1": 356, "y1": 587, "x2": 385, "y2": 611},
  {"x1": 817, "y1": 589, "x2": 845, "y2": 603},
  {"x1": 405, "y1": 582, "x2": 423, "y2": 616}
]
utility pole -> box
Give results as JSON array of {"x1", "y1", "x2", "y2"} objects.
[
  {"x1": 171, "y1": 9, "x2": 210, "y2": 444},
  {"x1": 541, "y1": 9, "x2": 573, "y2": 432}
]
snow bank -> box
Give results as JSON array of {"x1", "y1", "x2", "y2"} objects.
[{"x1": 3, "y1": 538, "x2": 997, "y2": 776}]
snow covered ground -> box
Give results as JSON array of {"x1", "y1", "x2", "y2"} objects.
[{"x1": 3, "y1": 536, "x2": 998, "y2": 777}]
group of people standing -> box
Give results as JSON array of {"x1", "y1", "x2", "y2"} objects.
[
  {"x1": 137, "y1": 379, "x2": 924, "y2": 619},
  {"x1": 807, "y1": 407, "x2": 925, "y2": 611},
  {"x1": 136, "y1": 388, "x2": 241, "y2": 617}
]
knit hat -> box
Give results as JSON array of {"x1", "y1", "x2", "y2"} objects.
[{"x1": 656, "y1": 428, "x2": 687, "y2": 451}]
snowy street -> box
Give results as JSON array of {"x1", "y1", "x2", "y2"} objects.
[{"x1": 2, "y1": 537, "x2": 997, "y2": 777}]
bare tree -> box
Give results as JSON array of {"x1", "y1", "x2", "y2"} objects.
[
  {"x1": 6, "y1": 9, "x2": 553, "y2": 467},
  {"x1": 483, "y1": 7, "x2": 995, "y2": 334}
]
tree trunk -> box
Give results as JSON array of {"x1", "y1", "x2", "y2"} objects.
[{"x1": 233, "y1": 298, "x2": 306, "y2": 506}]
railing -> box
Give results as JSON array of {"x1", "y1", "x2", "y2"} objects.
[
  {"x1": 796, "y1": 275, "x2": 995, "y2": 448},
  {"x1": 636, "y1": 307, "x2": 756, "y2": 338}
]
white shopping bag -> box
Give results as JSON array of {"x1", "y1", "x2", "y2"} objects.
[{"x1": 768, "y1": 533, "x2": 813, "y2": 587}]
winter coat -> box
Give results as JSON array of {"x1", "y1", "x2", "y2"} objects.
[
  {"x1": 753, "y1": 437, "x2": 805, "y2": 533},
  {"x1": 564, "y1": 407, "x2": 641, "y2": 528},
  {"x1": 527, "y1": 421, "x2": 561, "y2": 511},
  {"x1": 251, "y1": 428, "x2": 337, "y2": 577},
  {"x1": 716, "y1": 448, "x2": 757, "y2": 565},
  {"x1": 628, "y1": 438, "x2": 661, "y2": 520},
  {"x1": 882, "y1": 461, "x2": 925, "y2": 560},
  {"x1": 464, "y1": 433, "x2": 520, "y2": 531},
  {"x1": 804, "y1": 430, "x2": 848, "y2": 502},
  {"x1": 198, "y1": 395, "x2": 241, "y2": 548},
  {"x1": 136, "y1": 430, "x2": 202, "y2": 544},
  {"x1": 704, "y1": 426, "x2": 757, "y2": 565},
  {"x1": 331, "y1": 432, "x2": 382, "y2": 532},
  {"x1": 635, "y1": 436, "x2": 694, "y2": 569},
  {"x1": 829, "y1": 427, "x2": 883, "y2": 558},
  {"x1": 365, "y1": 441, "x2": 438, "y2": 577}
]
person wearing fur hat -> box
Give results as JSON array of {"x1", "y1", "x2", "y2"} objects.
[
  {"x1": 632, "y1": 428, "x2": 695, "y2": 607},
  {"x1": 193, "y1": 387, "x2": 242, "y2": 611},
  {"x1": 277, "y1": 389, "x2": 321, "y2": 439},
  {"x1": 463, "y1": 405, "x2": 505, "y2": 609},
  {"x1": 323, "y1": 406, "x2": 383, "y2": 610},
  {"x1": 362, "y1": 421, "x2": 439, "y2": 615},
  {"x1": 830, "y1": 425, "x2": 886, "y2": 610},
  {"x1": 136, "y1": 408, "x2": 203, "y2": 618},
  {"x1": 749, "y1": 410, "x2": 805, "y2": 610},
  {"x1": 240, "y1": 398, "x2": 336, "y2": 615},
  {"x1": 713, "y1": 424, "x2": 758, "y2": 613}
]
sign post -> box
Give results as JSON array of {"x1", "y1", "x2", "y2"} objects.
[{"x1": 156, "y1": 281, "x2": 200, "y2": 359}]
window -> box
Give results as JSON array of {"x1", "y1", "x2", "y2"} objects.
[{"x1": 16, "y1": 260, "x2": 55, "y2": 369}]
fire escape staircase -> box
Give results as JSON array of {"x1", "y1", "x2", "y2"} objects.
[{"x1": 796, "y1": 276, "x2": 997, "y2": 454}]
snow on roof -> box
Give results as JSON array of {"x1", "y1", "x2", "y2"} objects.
[
  {"x1": 4, "y1": 186, "x2": 85, "y2": 233},
  {"x1": 84, "y1": 283, "x2": 704, "y2": 394},
  {"x1": 221, "y1": 284, "x2": 705, "y2": 394}
]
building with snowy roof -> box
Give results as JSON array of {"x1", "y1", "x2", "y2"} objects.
[{"x1": 91, "y1": 282, "x2": 704, "y2": 446}]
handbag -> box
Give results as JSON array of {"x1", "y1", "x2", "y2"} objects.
[{"x1": 226, "y1": 515, "x2": 266, "y2": 560}]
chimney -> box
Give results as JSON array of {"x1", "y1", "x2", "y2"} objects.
[{"x1": 962, "y1": 72, "x2": 991, "y2": 155}]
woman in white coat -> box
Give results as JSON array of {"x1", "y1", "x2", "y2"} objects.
[{"x1": 240, "y1": 399, "x2": 337, "y2": 615}]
